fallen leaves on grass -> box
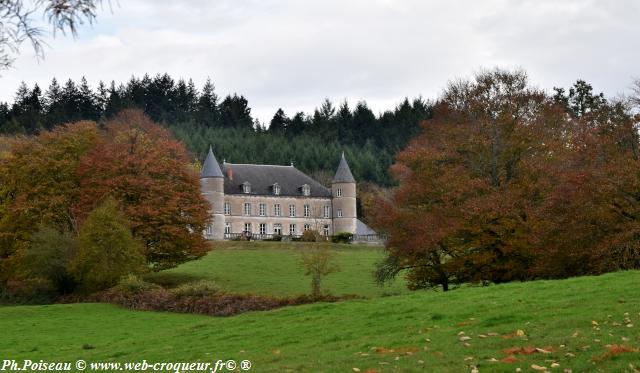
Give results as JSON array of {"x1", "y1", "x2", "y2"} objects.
[
  {"x1": 592, "y1": 344, "x2": 639, "y2": 362},
  {"x1": 500, "y1": 355, "x2": 520, "y2": 363},
  {"x1": 374, "y1": 346, "x2": 418, "y2": 356}
]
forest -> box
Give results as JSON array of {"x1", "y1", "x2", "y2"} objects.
[{"x1": 0, "y1": 74, "x2": 432, "y2": 186}]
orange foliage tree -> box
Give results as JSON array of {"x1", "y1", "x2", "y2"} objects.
[
  {"x1": 1, "y1": 110, "x2": 209, "y2": 290},
  {"x1": 75, "y1": 110, "x2": 209, "y2": 269},
  {"x1": 0, "y1": 122, "x2": 99, "y2": 284},
  {"x1": 374, "y1": 69, "x2": 640, "y2": 290}
]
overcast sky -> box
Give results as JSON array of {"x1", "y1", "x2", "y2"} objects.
[{"x1": 1, "y1": 0, "x2": 639, "y2": 123}]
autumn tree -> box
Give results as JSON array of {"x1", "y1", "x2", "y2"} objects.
[
  {"x1": 376, "y1": 72, "x2": 640, "y2": 290},
  {"x1": 75, "y1": 110, "x2": 210, "y2": 269},
  {"x1": 0, "y1": 121, "x2": 99, "y2": 286},
  {"x1": 530, "y1": 99, "x2": 640, "y2": 277},
  {"x1": 374, "y1": 69, "x2": 560, "y2": 290}
]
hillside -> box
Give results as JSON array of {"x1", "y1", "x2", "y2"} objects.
[
  {"x1": 144, "y1": 241, "x2": 408, "y2": 298},
  {"x1": 1, "y1": 271, "x2": 639, "y2": 372}
]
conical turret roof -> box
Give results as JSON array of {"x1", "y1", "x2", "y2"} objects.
[
  {"x1": 332, "y1": 152, "x2": 356, "y2": 183},
  {"x1": 201, "y1": 146, "x2": 223, "y2": 178}
]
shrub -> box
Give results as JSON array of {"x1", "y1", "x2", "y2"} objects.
[
  {"x1": 301, "y1": 229, "x2": 322, "y2": 242},
  {"x1": 171, "y1": 280, "x2": 220, "y2": 298},
  {"x1": 264, "y1": 234, "x2": 282, "y2": 242},
  {"x1": 114, "y1": 274, "x2": 161, "y2": 294},
  {"x1": 331, "y1": 232, "x2": 353, "y2": 244},
  {"x1": 68, "y1": 197, "x2": 145, "y2": 293},
  {"x1": 87, "y1": 287, "x2": 357, "y2": 317},
  {"x1": 300, "y1": 246, "x2": 340, "y2": 299},
  {"x1": 0, "y1": 279, "x2": 58, "y2": 304},
  {"x1": 22, "y1": 225, "x2": 77, "y2": 294}
]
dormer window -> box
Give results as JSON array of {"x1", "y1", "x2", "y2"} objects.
[
  {"x1": 242, "y1": 182, "x2": 251, "y2": 194},
  {"x1": 273, "y1": 183, "x2": 281, "y2": 195},
  {"x1": 302, "y1": 184, "x2": 310, "y2": 196}
]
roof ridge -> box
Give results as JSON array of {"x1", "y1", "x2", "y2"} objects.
[{"x1": 224, "y1": 163, "x2": 294, "y2": 167}]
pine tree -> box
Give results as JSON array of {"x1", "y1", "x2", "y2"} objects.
[
  {"x1": 219, "y1": 94, "x2": 253, "y2": 129},
  {"x1": 79, "y1": 77, "x2": 100, "y2": 121},
  {"x1": 196, "y1": 78, "x2": 218, "y2": 127},
  {"x1": 269, "y1": 108, "x2": 288, "y2": 133}
]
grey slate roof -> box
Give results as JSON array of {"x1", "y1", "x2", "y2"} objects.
[
  {"x1": 356, "y1": 219, "x2": 377, "y2": 235},
  {"x1": 332, "y1": 152, "x2": 356, "y2": 183},
  {"x1": 201, "y1": 146, "x2": 224, "y2": 178},
  {"x1": 222, "y1": 163, "x2": 332, "y2": 197}
]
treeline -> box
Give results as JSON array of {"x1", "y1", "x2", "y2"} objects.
[{"x1": 0, "y1": 74, "x2": 432, "y2": 185}]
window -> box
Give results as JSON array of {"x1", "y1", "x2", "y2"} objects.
[
  {"x1": 289, "y1": 224, "x2": 296, "y2": 236},
  {"x1": 302, "y1": 184, "x2": 310, "y2": 196},
  {"x1": 274, "y1": 204, "x2": 281, "y2": 217},
  {"x1": 244, "y1": 203, "x2": 251, "y2": 216},
  {"x1": 224, "y1": 202, "x2": 230, "y2": 215},
  {"x1": 336, "y1": 188, "x2": 342, "y2": 197},
  {"x1": 304, "y1": 224, "x2": 310, "y2": 231},
  {"x1": 224, "y1": 223, "x2": 231, "y2": 234},
  {"x1": 206, "y1": 224, "x2": 213, "y2": 236},
  {"x1": 242, "y1": 182, "x2": 251, "y2": 194},
  {"x1": 273, "y1": 223, "x2": 282, "y2": 235},
  {"x1": 273, "y1": 183, "x2": 281, "y2": 195},
  {"x1": 324, "y1": 205, "x2": 331, "y2": 218},
  {"x1": 323, "y1": 224, "x2": 330, "y2": 236},
  {"x1": 289, "y1": 204, "x2": 296, "y2": 217},
  {"x1": 244, "y1": 223, "x2": 252, "y2": 233},
  {"x1": 259, "y1": 203, "x2": 266, "y2": 217},
  {"x1": 304, "y1": 204, "x2": 310, "y2": 217},
  {"x1": 337, "y1": 208, "x2": 343, "y2": 217},
  {"x1": 259, "y1": 223, "x2": 266, "y2": 235}
]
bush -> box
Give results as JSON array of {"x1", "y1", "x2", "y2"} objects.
[
  {"x1": 264, "y1": 234, "x2": 282, "y2": 242},
  {"x1": 301, "y1": 229, "x2": 321, "y2": 242},
  {"x1": 0, "y1": 279, "x2": 59, "y2": 304},
  {"x1": 171, "y1": 280, "x2": 220, "y2": 298},
  {"x1": 331, "y1": 232, "x2": 353, "y2": 244},
  {"x1": 87, "y1": 287, "x2": 357, "y2": 317},
  {"x1": 114, "y1": 274, "x2": 161, "y2": 294},
  {"x1": 22, "y1": 225, "x2": 76, "y2": 294},
  {"x1": 68, "y1": 197, "x2": 145, "y2": 293}
]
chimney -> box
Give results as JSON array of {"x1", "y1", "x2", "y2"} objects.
[{"x1": 227, "y1": 165, "x2": 233, "y2": 181}]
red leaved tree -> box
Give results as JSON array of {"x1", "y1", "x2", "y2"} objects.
[{"x1": 75, "y1": 110, "x2": 209, "y2": 270}]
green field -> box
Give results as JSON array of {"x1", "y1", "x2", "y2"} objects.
[
  {"x1": 2, "y1": 270, "x2": 640, "y2": 372},
  {"x1": 145, "y1": 241, "x2": 408, "y2": 298}
]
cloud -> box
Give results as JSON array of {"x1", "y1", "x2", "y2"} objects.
[{"x1": 1, "y1": 0, "x2": 638, "y2": 122}]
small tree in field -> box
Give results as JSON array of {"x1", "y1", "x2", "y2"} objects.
[
  {"x1": 300, "y1": 246, "x2": 339, "y2": 298},
  {"x1": 68, "y1": 197, "x2": 145, "y2": 293}
]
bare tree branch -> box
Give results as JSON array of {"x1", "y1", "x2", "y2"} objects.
[{"x1": 0, "y1": 0, "x2": 106, "y2": 71}]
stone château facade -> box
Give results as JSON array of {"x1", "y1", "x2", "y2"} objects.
[{"x1": 200, "y1": 147, "x2": 373, "y2": 240}]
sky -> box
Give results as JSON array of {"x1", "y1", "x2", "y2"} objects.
[{"x1": 1, "y1": 0, "x2": 639, "y2": 123}]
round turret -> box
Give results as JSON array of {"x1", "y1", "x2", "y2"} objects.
[
  {"x1": 200, "y1": 146, "x2": 225, "y2": 240},
  {"x1": 331, "y1": 152, "x2": 357, "y2": 234}
]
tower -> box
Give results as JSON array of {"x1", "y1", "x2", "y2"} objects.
[
  {"x1": 200, "y1": 146, "x2": 225, "y2": 240},
  {"x1": 331, "y1": 152, "x2": 357, "y2": 234}
]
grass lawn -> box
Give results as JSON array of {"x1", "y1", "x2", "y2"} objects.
[
  {"x1": 2, "y1": 271, "x2": 640, "y2": 372},
  {"x1": 144, "y1": 241, "x2": 408, "y2": 298}
]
